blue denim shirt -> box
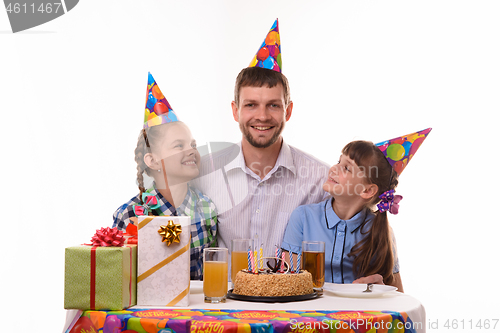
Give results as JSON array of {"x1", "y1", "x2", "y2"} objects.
[{"x1": 282, "y1": 198, "x2": 399, "y2": 284}]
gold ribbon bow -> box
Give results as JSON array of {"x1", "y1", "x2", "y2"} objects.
[{"x1": 158, "y1": 220, "x2": 182, "y2": 246}]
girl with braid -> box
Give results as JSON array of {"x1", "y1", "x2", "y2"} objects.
[
  {"x1": 113, "y1": 73, "x2": 217, "y2": 280},
  {"x1": 282, "y1": 128, "x2": 431, "y2": 291}
]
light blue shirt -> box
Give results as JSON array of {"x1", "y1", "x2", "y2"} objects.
[{"x1": 282, "y1": 198, "x2": 399, "y2": 284}]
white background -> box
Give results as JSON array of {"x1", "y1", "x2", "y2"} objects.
[{"x1": 1, "y1": 1, "x2": 499, "y2": 332}]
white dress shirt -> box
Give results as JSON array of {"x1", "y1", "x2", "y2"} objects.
[{"x1": 192, "y1": 140, "x2": 330, "y2": 261}]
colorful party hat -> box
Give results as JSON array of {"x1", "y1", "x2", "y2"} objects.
[
  {"x1": 249, "y1": 19, "x2": 282, "y2": 73},
  {"x1": 143, "y1": 72, "x2": 179, "y2": 129},
  {"x1": 375, "y1": 128, "x2": 432, "y2": 175}
]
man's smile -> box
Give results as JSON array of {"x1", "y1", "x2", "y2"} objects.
[{"x1": 251, "y1": 125, "x2": 274, "y2": 131}]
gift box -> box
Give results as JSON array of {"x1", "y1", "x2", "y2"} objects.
[
  {"x1": 137, "y1": 216, "x2": 190, "y2": 306},
  {"x1": 64, "y1": 244, "x2": 137, "y2": 310}
]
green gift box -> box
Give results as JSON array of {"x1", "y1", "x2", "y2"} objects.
[{"x1": 64, "y1": 245, "x2": 137, "y2": 310}]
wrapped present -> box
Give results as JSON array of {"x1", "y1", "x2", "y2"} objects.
[
  {"x1": 64, "y1": 227, "x2": 137, "y2": 310},
  {"x1": 137, "y1": 216, "x2": 190, "y2": 306}
]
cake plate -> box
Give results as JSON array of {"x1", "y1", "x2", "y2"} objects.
[{"x1": 226, "y1": 290, "x2": 320, "y2": 303}]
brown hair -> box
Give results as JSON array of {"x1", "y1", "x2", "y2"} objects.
[
  {"x1": 343, "y1": 140, "x2": 399, "y2": 285},
  {"x1": 233, "y1": 67, "x2": 291, "y2": 107}
]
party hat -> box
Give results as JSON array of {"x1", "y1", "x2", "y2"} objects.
[
  {"x1": 143, "y1": 72, "x2": 179, "y2": 129},
  {"x1": 249, "y1": 19, "x2": 282, "y2": 73},
  {"x1": 375, "y1": 128, "x2": 432, "y2": 175}
]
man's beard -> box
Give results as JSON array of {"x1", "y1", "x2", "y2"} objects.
[{"x1": 240, "y1": 121, "x2": 284, "y2": 148}]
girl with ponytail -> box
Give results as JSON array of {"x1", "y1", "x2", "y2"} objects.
[
  {"x1": 282, "y1": 129, "x2": 431, "y2": 291},
  {"x1": 112, "y1": 73, "x2": 217, "y2": 280}
]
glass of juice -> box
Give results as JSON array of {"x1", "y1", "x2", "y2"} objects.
[
  {"x1": 203, "y1": 247, "x2": 228, "y2": 303},
  {"x1": 302, "y1": 241, "x2": 325, "y2": 291},
  {"x1": 231, "y1": 239, "x2": 254, "y2": 287}
]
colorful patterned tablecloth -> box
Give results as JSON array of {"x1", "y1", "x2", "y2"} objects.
[{"x1": 70, "y1": 308, "x2": 419, "y2": 333}]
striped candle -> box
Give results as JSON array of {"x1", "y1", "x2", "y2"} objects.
[
  {"x1": 280, "y1": 251, "x2": 285, "y2": 272},
  {"x1": 253, "y1": 250, "x2": 258, "y2": 272},
  {"x1": 250, "y1": 250, "x2": 257, "y2": 273},
  {"x1": 290, "y1": 251, "x2": 294, "y2": 273},
  {"x1": 247, "y1": 248, "x2": 252, "y2": 271},
  {"x1": 259, "y1": 245, "x2": 263, "y2": 270},
  {"x1": 296, "y1": 252, "x2": 301, "y2": 273},
  {"x1": 275, "y1": 246, "x2": 280, "y2": 272}
]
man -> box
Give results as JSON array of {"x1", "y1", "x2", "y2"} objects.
[
  {"x1": 193, "y1": 21, "x2": 330, "y2": 258},
  {"x1": 195, "y1": 20, "x2": 399, "y2": 286}
]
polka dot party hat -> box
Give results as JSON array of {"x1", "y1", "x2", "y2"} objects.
[
  {"x1": 249, "y1": 18, "x2": 282, "y2": 73},
  {"x1": 143, "y1": 72, "x2": 179, "y2": 129},
  {"x1": 375, "y1": 128, "x2": 432, "y2": 175}
]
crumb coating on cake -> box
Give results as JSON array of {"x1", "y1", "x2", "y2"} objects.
[{"x1": 233, "y1": 270, "x2": 314, "y2": 297}]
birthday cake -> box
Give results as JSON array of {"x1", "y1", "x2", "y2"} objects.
[{"x1": 232, "y1": 270, "x2": 314, "y2": 297}]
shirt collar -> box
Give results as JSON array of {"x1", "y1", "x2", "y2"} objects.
[
  {"x1": 224, "y1": 142, "x2": 246, "y2": 172},
  {"x1": 275, "y1": 141, "x2": 296, "y2": 175},
  {"x1": 324, "y1": 198, "x2": 373, "y2": 233},
  {"x1": 177, "y1": 185, "x2": 196, "y2": 219},
  {"x1": 147, "y1": 185, "x2": 178, "y2": 216},
  {"x1": 224, "y1": 140, "x2": 297, "y2": 176}
]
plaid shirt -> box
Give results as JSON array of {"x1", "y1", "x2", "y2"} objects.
[{"x1": 112, "y1": 184, "x2": 218, "y2": 280}]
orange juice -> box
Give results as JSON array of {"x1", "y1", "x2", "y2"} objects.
[
  {"x1": 303, "y1": 251, "x2": 325, "y2": 288},
  {"x1": 231, "y1": 251, "x2": 249, "y2": 282},
  {"x1": 203, "y1": 261, "x2": 228, "y2": 297}
]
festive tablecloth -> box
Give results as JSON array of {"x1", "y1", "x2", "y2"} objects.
[
  {"x1": 64, "y1": 281, "x2": 425, "y2": 333},
  {"x1": 75, "y1": 308, "x2": 418, "y2": 333}
]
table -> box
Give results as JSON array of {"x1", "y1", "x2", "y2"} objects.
[{"x1": 64, "y1": 281, "x2": 426, "y2": 333}]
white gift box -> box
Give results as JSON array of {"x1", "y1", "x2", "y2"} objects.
[{"x1": 137, "y1": 216, "x2": 190, "y2": 306}]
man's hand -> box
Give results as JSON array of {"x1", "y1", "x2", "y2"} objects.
[{"x1": 352, "y1": 274, "x2": 384, "y2": 285}]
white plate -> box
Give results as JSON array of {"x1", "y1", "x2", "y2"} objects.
[{"x1": 323, "y1": 283, "x2": 397, "y2": 298}]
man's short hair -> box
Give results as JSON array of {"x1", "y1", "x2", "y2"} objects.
[{"x1": 234, "y1": 67, "x2": 291, "y2": 107}]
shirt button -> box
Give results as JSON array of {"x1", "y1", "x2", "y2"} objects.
[
  {"x1": 256, "y1": 209, "x2": 260, "y2": 213},
  {"x1": 338, "y1": 232, "x2": 343, "y2": 236}
]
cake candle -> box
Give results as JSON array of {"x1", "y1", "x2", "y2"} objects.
[
  {"x1": 296, "y1": 252, "x2": 301, "y2": 273},
  {"x1": 280, "y1": 251, "x2": 285, "y2": 272},
  {"x1": 259, "y1": 245, "x2": 263, "y2": 270},
  {"x1": 290, "y1": 251, "x2": 294, "y2": 273},
  {"x1": 247, "y1": 248, "x2": 252, "y2": 272},
  {"x1": 250, "y1": 250, "x2": 257, "y2": 274},
  {"x1": 253, "y1": 250, "x2": 258, "y2": 273}
]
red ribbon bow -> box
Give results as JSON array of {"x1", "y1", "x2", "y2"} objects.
[
  {"x1": 90, "y1": 227, "x2": 125, "y2": 247},
  {"x1": 123, "y1": 223, "x2": 138, "y2": 244}
]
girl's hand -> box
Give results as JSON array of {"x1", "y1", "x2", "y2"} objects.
[{"x1": 352, "y1": 274, "x2": 384, "y2": 285}]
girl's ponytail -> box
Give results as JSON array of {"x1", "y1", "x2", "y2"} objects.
[
  {"x1": 134, "y1": 129, "x2": 150, "y2": 204},
  {"x1": 133, "y1": 125, "x2": 170, "y2": 205},
  {"x1": 350, "y1": 210, "x2": 394, "y2": 285}
]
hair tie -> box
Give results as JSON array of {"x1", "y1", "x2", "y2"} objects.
[{"x1": 377, "y1": 189, "x2": 403, "y2": 215}]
